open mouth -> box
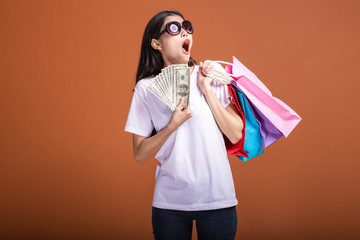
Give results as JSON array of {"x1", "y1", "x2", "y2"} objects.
[{"x1": 182, "y1": 40, "x2": 190, "y2": 54}]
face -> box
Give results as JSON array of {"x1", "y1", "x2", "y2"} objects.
[
  {"x1": 152, "y1": 15, "x2": 193, "y2": 67},
  {"x1": 177, "y1": 84, "x2": 189, "y2": 97}
]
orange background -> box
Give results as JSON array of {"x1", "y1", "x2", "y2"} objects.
[{"x1": 1, "y1": 0, "x2": 359, "y2": 239}]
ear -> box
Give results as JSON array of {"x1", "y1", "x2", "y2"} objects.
[{"x1": 151, "y1": 39, "x2": 162, "y2": 50}]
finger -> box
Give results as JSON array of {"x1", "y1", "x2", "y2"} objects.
[
  {"x1": 186, "y1": 104, "x2": 193, "y2": 118},
  {"x1": 198, "y1": 67, "x2": 205, "y2": 77},
  {"x1": 203, "y1": 65, "x2": 208, "y2": 75},
  {"x1": 176, "y1": 97, "x2": 185, "y2": 109},
  {"x1": 206, "y1": 62, "x2": 213, "y2": 72},
  {"x1": 182, "y1": 101, "x2": 192, "y2": 115},
  {"x1": 186, "y1": 102, "x2": 191, "y2": 112},
  {"x1": 203, "y1": 63, "x2": 210, "y2": 74}
]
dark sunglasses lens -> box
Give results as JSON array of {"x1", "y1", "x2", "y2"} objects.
[
  {"x1": 182, "y1": 21, "x2": 193, "y2": 33},
  {"x1": 167, "y1": 22, "x2": 181, "y2": 35}
]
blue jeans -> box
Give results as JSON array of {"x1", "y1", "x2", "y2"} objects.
[{"x1": 152, "y1": 206, "x2": 237, "y2": 240}]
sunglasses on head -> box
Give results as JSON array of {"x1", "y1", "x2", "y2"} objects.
[{"x1": 157, "y1": 20, "x2": 194, "y2": 38}]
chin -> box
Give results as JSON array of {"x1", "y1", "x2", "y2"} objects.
[
  {"x1": 174, "y1": 59, "x2": 189, "y2": 65},
  {"x1": 169, "y1": 55, "x2": 191, "y2": 65},
  {"x1": 183, "y1": 55, "x2": 191, "y2": 64}
]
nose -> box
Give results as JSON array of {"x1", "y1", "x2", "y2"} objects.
[{"x1": 181, "y1": 27, "x2": 188, "y2": 37}]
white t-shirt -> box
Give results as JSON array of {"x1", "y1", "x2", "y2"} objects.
[{"x1": 125, "y1": 65, "x2": 238, "y2": 211}]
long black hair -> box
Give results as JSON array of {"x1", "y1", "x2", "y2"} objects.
[{"x1": 135, "y1": 10, "x2": 196, "y2": 84}]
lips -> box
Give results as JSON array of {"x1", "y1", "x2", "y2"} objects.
[{"x1": 182, "y1": 39, "x2": 190, "y2": 54}]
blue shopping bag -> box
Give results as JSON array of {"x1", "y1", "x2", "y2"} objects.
[{"x1": 231, "y1": 83, "x2": 263, "y2": 161}]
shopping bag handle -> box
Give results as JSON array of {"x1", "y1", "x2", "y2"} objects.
[{"x1": 204, "y1": 60, "x2": 235, "y2": 84}]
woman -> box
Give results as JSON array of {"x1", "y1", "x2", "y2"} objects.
[{"x1": 125, "y1": 10, "x2": 243, "y2": 240}]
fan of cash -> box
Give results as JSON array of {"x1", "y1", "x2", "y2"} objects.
[{"x1": 148, "y1": 64, "x2": 191, "y2": 111}]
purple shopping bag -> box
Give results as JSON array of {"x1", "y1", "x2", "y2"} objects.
[{"x1": 246, "y1": 97, "x2": 283, "y2": 147}]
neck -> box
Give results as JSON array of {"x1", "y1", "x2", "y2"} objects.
[
  {"x1": 163, "y1": 58, "x2": 190, "y2": 68},
  {"x1": 163, "y1": 62, "x2": 194, "y2": 74},
  {"x1": 189, "y1": 65, "x2": 194, "y2": 74}
]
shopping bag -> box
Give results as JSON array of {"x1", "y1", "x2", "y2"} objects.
[
  {"x1": 225, "y1": 56, "x2": 302, "y2": 137},
  {"x1": 247, "y1": 99, "x2": 283, "y2": 148},
  {"x1": 206, "y1": 60, "x2": 283, "y2": 148},
  {"x1": 225, "y1": 85, "x2": 248, "y2": 158},
  {"x1": 228, "y1": 84, "x2": 263, "y2": 161}
]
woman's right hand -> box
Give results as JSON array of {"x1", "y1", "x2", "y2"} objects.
[{"x1": 168, "y1": 97, "x2": 192, "y2": 130}]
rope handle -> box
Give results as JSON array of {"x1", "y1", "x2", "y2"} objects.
[{"x1": 203, "y1": 60, "x2": 235, "y2": 84}]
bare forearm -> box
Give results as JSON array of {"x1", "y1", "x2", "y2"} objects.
[
  {"x1": 133, "y1": 97, "x2": 193, "y2": 163},
  {"x1": 203, "y1": 86, "x2": 243, "y2": 144},
  {"x1": 134, "y1": 124, "x2": 176, "y2": 163}
]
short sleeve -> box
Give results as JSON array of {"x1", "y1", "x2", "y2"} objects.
[
  {"x1": 211, "y1": 79, "x2": 231, "y2": 108},
  {"x1": 124, "y1": 81, "x2": 154, "y2": 137}
]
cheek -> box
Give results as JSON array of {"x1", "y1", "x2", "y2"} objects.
[
  {"x1": 189, "y1": 37, "x2": 194, "y2": 49},
  {"x1": 165, "y1": 41, "x2": 180, "y2": 54},
  {"x1": 162, "y1": 39, "x2": 177, "y2": 51}
]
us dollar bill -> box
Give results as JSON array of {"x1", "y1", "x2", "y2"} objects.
[
  {"x1": 174, "y1": 66, "x2": 190, "y2": 108},
  {"x1": 147, "y1": 64, "x2": 190, "y2": 111},
  {"x1": 148, "y1": 76, "x2": 169, "y2": 107}
]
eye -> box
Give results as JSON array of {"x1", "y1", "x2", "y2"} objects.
[{"x1": 169, "y1": 23, "x2": 179, "y2": 33}]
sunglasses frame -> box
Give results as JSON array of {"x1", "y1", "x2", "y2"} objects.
[{"x1": 157, "y1": 20, "x2": 194, "y2": 38}]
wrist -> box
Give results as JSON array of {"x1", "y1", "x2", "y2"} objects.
[
  {"x1": 166, "y1": 121, "x2": 178, "y2": 133},
  {"x1": 202, "y1": 84, "x2": 213, "y2": 97}
]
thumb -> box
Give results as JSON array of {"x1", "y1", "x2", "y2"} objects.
[{"x1": 176, "y1": 97, "x2": 185, "y2": 109}]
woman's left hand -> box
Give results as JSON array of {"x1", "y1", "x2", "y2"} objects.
[{"x1": 197, "y1": 61, "x2": 214, "y2": 95}]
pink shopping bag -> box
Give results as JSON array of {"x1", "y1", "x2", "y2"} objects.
[{"x1": 225, "y1": 56, "x2": 301, "y2": 137}]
